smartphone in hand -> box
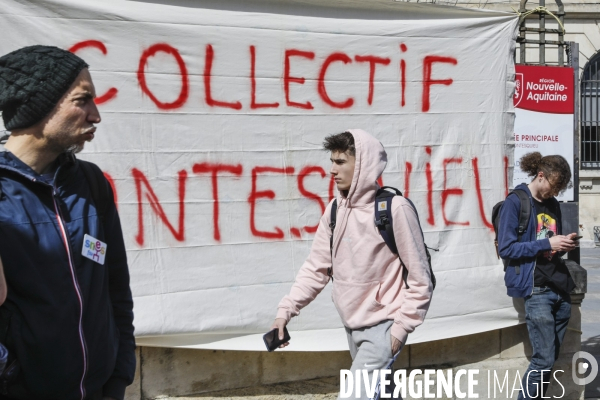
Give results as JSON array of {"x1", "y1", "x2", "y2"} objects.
[
  {"x1": 572, "y1": 235, "x2": 583, "y2": 241},
  {"x1": 263, "y1": 327, "x2": 291, "y2": 352}
]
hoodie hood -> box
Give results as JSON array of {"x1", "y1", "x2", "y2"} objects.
[
  {"x1": 343, "y1": 129, "x2": 387, "y2": 207},
  {"x1": 331, "y1": 129, "x2": 386, "y2": 258}
]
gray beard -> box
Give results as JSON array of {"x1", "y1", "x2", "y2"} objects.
[
  {"x1": 66, "y1": 143, "x2": 84, "y2": 154},
  {"x1": 46, "y1": 137, "x2": 84, "y2": 155}
]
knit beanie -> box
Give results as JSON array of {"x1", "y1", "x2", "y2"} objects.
[{"x1": 0, "y1": 45, "x2": 88, "y2": 130}]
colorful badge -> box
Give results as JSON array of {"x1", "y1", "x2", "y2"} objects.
[{"x1": 82, "y1": 234, "x2": 107, "y2": 265}]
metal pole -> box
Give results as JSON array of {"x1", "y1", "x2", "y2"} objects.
[
  {"x1": 539, "y1": 0, "x2": 545, "y2": 65},
  {"x1": 556, "y1": 0, "x2": 565, "y2": 66},
  {"x1": 519, "y1": 0, "x2": 528, "y2": 64},
  {"x1": 569, "y1": 41, "x2": 580, "y2": 263},
  {"x1": 572, "y1": 42, "x2": 580, "y2": 203}
]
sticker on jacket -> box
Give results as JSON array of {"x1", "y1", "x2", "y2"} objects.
[{"x1": 82, "y1": 234, "x2": 107, "y2": 265}]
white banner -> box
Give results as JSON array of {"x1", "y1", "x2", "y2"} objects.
[{"x1": 0, "y1": 0, "x2": 519, "y2": 350}]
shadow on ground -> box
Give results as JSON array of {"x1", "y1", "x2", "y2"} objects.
[{"x1": 582, "y1": 334, "x2": 600, "y2": 399}]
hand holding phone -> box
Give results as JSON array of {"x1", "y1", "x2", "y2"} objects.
[
  {"x1": 572, "y1": 235, "x2": 583, "y2": 241},
  {"x1": 263, "y1": 327, "x2": 291, "y2": 352}
]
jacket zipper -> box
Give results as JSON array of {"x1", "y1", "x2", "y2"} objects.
[
  {"x1": 529, "y1": 260, "x2": 537, "y2": 296},
  {"x1": 52, "y1": 189, "x2": 88, "y2": 400}
]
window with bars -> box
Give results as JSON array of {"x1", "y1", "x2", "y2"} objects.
[{"x1": 581, "y1": 53, "x2": 600, "y2": 168}]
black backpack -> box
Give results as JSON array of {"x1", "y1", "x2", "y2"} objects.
[
  {"x1": 491, "y1": 189, "x2": 531, "y2": 273},
  {"x1": 328, "y1": 186, "x2": 436, "y2": 290}
]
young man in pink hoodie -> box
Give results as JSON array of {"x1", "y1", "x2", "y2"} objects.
[{"x1": 271, "y1": 129, "x2": 433, "y2": 399}]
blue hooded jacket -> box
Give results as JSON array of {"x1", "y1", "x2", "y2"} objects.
[
  {"x1": 497, "y1": 183, "x2": 561, "y2": 298},
  {"x1": 0, "y1": 151, "x2": 135, "y2": 400}
]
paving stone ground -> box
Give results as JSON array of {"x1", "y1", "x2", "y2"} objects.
[
  {"x1": 581, "y1": 247, "x2": 600, "y2": 400},
  {"x1": 164, "y1": 376, "x2": 339, "y2": 400}
]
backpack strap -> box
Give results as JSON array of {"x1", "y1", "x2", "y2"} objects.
[
  {"x1": 513, "y1": 189, "x2": 531, "y2": 243},
  {"x1": 375, "y1": 187, "x2": 411, "y2": 289},
  {"x1": 375, "y1": 186, "x2": 437, "y2": 290},
  {"x1": 502, "y1": 189, "x2": 531, "y2": 275},
  {"x1": 78, "y1": 160, "x2": 111, "y2": 220},
  {"x1": 514, "y1": 189, "x2": 531, "y2": 276},
  {"x1": 374, "y1": 188, "x2": 399, "y2": 254},
  {"x1": 328, "y1": 199, "x2": 337, "y2": 280}
]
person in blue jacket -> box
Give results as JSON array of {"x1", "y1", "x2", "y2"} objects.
[
  {"x1": 498, "y1": 152, "x2": 577, "y2": 399},
  {"x1": 0, "y1": 46, "x2": 135, "y2": 399}
]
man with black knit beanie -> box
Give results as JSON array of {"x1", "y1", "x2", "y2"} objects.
[{"x1": 0, "y1": 45, "x2": 135, "y2": 400}]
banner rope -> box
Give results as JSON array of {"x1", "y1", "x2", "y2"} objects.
[{"x1": 511, "y1": 6, "x2": 566, "y2": 34}]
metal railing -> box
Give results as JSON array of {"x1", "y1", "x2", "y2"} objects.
[
  {"x1": 517, "y1": 0, "x2": 567, "y2": 66},
  {"x1": 581, "y1": 55, "x2": 600, "y2": 168}
]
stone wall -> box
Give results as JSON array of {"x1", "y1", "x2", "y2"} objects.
[
  {"x1": 580, "y1": 170, "x2": 600, "y2": 244},
  {"x1": 124, "y1": 296, "x2": 585, "y2": 399}
]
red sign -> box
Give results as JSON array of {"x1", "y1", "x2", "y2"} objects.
[{"x1": 514, "y1": 65, "x2": 574, "y2": 114}]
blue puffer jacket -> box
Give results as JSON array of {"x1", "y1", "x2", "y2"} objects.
[
  {"x1": 497, "y1": 183, "x2": 560, "y2": 298},
  {"x1": 0, "y1": 151, "x2": 135, "y2": 400}
]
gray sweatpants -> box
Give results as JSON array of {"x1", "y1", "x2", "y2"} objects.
[{"x1": 339, "y1": 320, "x2": 401, "y2": 400}]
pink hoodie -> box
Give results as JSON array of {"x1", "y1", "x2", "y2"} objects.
[{"x1": 276, "y1": 129, "x2": 433, "y2": 344}]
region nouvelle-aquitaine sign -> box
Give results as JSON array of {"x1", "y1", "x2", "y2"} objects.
[{"x1": 513, "y1": 65, "x2": 575, "y2": 201}]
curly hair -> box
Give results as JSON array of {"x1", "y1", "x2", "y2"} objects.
[
  {"x1": 520, "y1": 152, "x2": 571, "y2": 193},
  {"x1": 323, "y1": 131, "x2": 355, "y2": 156}
]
